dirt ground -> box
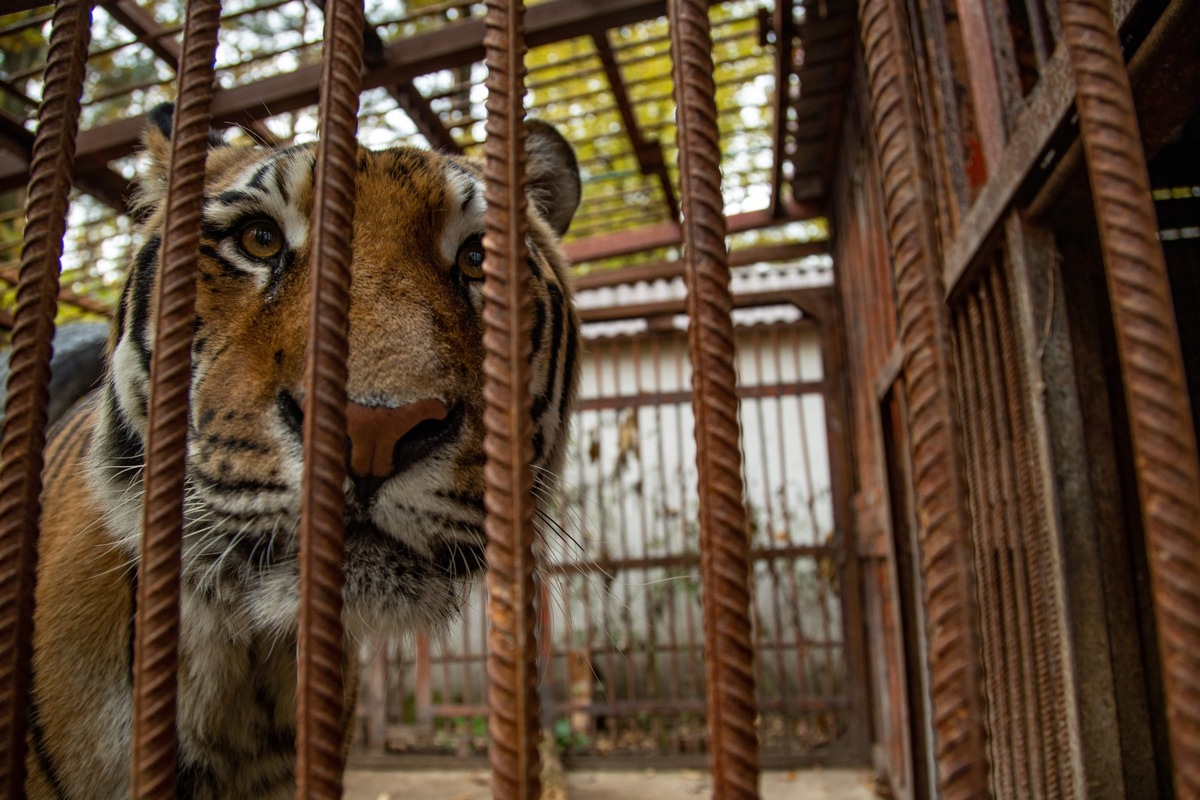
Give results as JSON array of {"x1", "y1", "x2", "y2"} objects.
[{"x1": 343, "y1": 768, "x2": 880, "y2": 799}]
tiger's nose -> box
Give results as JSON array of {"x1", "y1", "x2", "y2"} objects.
[{"x1": 345, "y1": 398, "x2": 450, "y2": 479}]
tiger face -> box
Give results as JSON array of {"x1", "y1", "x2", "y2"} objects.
[{"x1": 91, "y1": 104, "x2": 581, "y2": 639}]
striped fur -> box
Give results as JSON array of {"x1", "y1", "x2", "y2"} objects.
[{"x1": 29, "y1": 106, "x2": 581, "y2": 799}]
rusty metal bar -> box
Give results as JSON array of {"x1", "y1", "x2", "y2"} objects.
[
  {"x1": 574, "y1": 381, "x2": 826, "y2": 413},
  {"x1": 0, "y1": 0, "x2": 92, "y2": 793},
  {"x1": 949, "y1": 308, "x2": 999, "y2": 795},
  {"x1": 818, "y1": 295, "x2": 873, "y2": 754},
  {"x1": 748, "y1": 332, "x2": 789, "y2": 748},
  {"x1": 1057, "y1": 0, "x2": 1200, "y2": 794},
  {"x1": 856, "y1": 0, "x2": 992, "y2": 796},
  {"x1": 129, "y1": 0, "x2": 221, "y2": 797},
  {"x1": 295, "y1": 0, "x2": 363, "y2": 795},
  {"x1": 951, "y1": 0, "x2": 1007, "y2": 169},
  {"x1": 668, "y1": 0, "x2": 759, "y2": 796},
  {"x1": 768, "y1": 0, "x2": 794, "y2": 218},
  {"x1": 480, "y1": 1, "x2": 541, "y2": 797},
  {"x1": 590, "y1": 31, "x2": 679, "y2": 221}
]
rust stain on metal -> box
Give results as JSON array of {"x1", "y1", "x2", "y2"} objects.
[
  {"x1": 668, "y1": 0, "x2": 760, "y2": 796},
  {"x1": 1058, "y1": 0, "x2": 1200, "y2": 794},
  {"x1": 481, "y1": 2, "x2": 541, "y2": 798},
  {"x1": 295, "y1": 0, "x2": 363, "y2": 795},
  {"x1": 857, "y1": 0, "x2": 992, "y2": 796},
  {"x1": 0, "y1": 0, "x2": 92, "y2": 793},
  {"x1": 130, "y1": 0, "x2": 222, "y2": 797}
]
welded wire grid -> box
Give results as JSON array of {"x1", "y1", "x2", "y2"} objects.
[
  {"x1": 358, "y1": 325, "x2": 847, "y2": 760},
  {"x1": 295, "y1": 0, "x2": 364, "y2": 796},
  {"x1": 950, "y1": 259, "x2": 1075, "y2": 799},
  {"x1": 558, "y1": 327, "x2": 843, "y2": 759},
  {"x1": 130, "y1": 0, "x2": 222, "y2": 797},
  {"x1": 0, "y1": 0, "x2": 93, "y2": 793}
]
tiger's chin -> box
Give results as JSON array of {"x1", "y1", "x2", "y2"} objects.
[{"x1": 186, "y1": 517, "x2": 484, "y2": 644}]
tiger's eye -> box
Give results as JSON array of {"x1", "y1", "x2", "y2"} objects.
[
  {"x1": 238, "y1": 220, "x2": 284, "y2": 261},
  {"x1": 456, "y1": 237, "x2": 485, "y2": 280}
]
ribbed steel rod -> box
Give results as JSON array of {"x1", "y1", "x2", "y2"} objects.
[
  {"x1": 295, "y1": 0, "x2": 363, "y2": 795},
  {"x1": 1058, "y1": 0, "x2": 1200, "y2": 795},
  {"x1": 856, "y1": 0, "x2": 991, "y2": 796},
  {"x1": 668, "y1": 1, "x2": 759, "y2": 797},
  {"x1": 0, "y1": 0, "x2": 92, "y2": 794},
  {"x1": 130, "y1": 1, "x2": 221, "y2": 797},
  {"x1": 481, "y1": 2, "x2": 541, "y2": 798}
]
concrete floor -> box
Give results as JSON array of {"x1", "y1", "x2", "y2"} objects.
[{"x1": 343, "y1": 768, "x2": 879, "y2": 799}]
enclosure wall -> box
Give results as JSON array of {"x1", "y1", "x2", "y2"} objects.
[{"x1": 833, "y1": 0, "x2": 1200, "y2": 797}]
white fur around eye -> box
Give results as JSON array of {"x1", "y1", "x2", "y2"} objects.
[
  {"x1": 440, "y1": 167, "x2": 486, "y2": 264},
  {"x1": 202, "y1": 154, "x2": 312, "y2": 256}
]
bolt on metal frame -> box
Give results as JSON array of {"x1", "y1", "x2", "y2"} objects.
[{"x1": 0, "y1": 0, "x2": 764, "y2": 798}]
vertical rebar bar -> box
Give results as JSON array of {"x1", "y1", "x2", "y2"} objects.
[
  {"x1": 668, "y1": 0, "x2": 759, "y2": 796},
  {"x1": 1057, "y1": 0, "x2": 1200, "y2": 794},
  {"x1": 481, "y1": 2, "x2": 541, "y2": 798},
  {"x1": 0, "y1": 0, "x2": 92, "y2": 793},
  {"x1": 295, "y1": 0, "x2": 363, "y2": 795},
  {"x1": 130, "y1": 1, "x2": 221, "y2": 797},
  {"x1": 857, "y1": 0, "x2": 992, "y2": 795}
]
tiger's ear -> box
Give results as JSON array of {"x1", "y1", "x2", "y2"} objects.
[
  {"x1": 525, "y1": 120, "x2": 581, "y2": 237},
  {"x1": 133, "y1": 103, "x2": 227, "y2": 218}
]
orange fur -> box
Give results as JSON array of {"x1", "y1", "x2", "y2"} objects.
[{"x1": 28, "y1": 109, "x2": 580, "y2": 799}]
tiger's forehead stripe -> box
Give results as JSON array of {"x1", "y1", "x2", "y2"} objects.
[{"x1": 201, "y1": 147, "x2": 315, "y2": 250}]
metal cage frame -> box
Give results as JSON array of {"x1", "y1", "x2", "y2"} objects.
[{"x1": 0, "y1": 0, "x2": 765, "y2": 798}]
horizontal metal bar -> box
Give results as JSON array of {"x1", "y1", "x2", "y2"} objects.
[
  {"x1": 577, "y1": 286, "x2": 833, "y2": 325},
  {"x1": 576, "y1": 380, "x2": 826, "y2": 412},
  {"x1": 546, "y1": 544, "x2": 834, "y2": 576},
  {"x1": 562, "y1": 202, "x2": 822, "y2": 264},
  {"x1": 418, "y1": 639, "x2": 847, "y2": 667},
  {"x1": 407, "y1": 696, "x2": 849, "y2": 721},
  {"x1": 572, "y1": 241, "x2": 828, "y2": 290}
]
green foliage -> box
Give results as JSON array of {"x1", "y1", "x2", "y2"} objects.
[{"x1": 552, "y1": 716, "x2": 590, "y2": 752}]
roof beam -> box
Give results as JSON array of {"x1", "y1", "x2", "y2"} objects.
[
  {"x1": 768, "y1": 0, "x2": 795, "y2": 217},
  {"x1": 816, "y1": 29, "x2": 855, "y2": 194},
  {"x1": 562, "y1": 198, "x2": 823, "y2": 263},
  {"x1": 572, "y1": 240, "x2": 828, "y2": 290},
  {"x1": 591, "y1": 30, "x2": 678, "y2": 221},
  {"x1": 99, "y1": 0, "x2": 279, "y2": 146},
  {"x1": 0, "y1": 3, "x2": 51, "y2": 18},
  {"x1": 577, "y1": 286, "x2": 833, "y2": 324},
  {"x1": 0, "y1": 0, "x2": 720, "y2": 193},
  {"x1": 358, "y1": 13, "x2": 462, "y2": 154},
  {"x1": 100, "y1": 0, "x2": 180, "y2": 69},
  {"x1": 0, "y1": 110, "x2": 130, "y2": 211},
  {"x1": 389, "y1": 81, "x2": 463, "y2": 154},
  {"x1": 0, "y1": 266, "x2": 112, "y2": 316}
]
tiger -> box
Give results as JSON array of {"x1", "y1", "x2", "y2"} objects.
[{"x1": 27, "y1": 103, "x2": 581, "y2": 799}]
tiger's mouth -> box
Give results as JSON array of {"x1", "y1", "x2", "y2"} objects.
[{"x1": 344, "y1": 518, "x2": 485, "y2": 579}]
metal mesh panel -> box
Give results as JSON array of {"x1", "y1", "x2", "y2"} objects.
[
  {"x1": 355, "y1": 325, "x2": 852, "y2": 763},
  {"x1": 950, "y1": 255, "x2": 1076, "y2": 800}
]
